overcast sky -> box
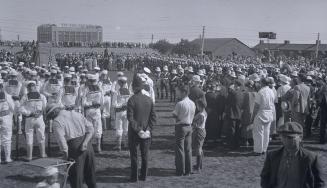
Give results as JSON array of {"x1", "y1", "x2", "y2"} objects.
[{"x1": 0, "y1": 0, "x2": 326, "y2": 46}]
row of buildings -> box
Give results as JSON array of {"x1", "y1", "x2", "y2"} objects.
[{"x1": 36, "y1": 24, "x2": 327, "y2": 58}]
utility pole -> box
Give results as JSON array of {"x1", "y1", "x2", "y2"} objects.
[
  {"x1": 17, "y1": 34, "x2": 20, "y2": 41},
  {"x1": 315, "y1": 32, "x2": 320, "y2": 59},
  {"x1": 201, "y1": 26, "x2": 205, "y2": 58},
  {"x1": 151, "y1": 34, "x2": 154, "y2": 44}
]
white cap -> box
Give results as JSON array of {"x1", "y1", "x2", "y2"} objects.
[
  {"x1": 192, "y1": 75, "x2": 201, "y2": 82},
  {"x1": 118, "y1": 76, "x2": 128, "y2": 82},
  {"x1": 117, "y1": 72, "x2": 124, "y2": 76},
  {"x1": 101, "y1": 70, "x2": 108, "y2": 75},
  {"x1": 94, "y1": 66, "x2": 100, "y2": 71},
  {"x1": 143, "y1": 67, "x2": 151, "y2": 74},
  {"x1": 69, "y1": 67, "x2": 75, "y2": 72}
]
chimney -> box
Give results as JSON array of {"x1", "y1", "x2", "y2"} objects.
[
  {"x1": 259, "y1": 40, "x2": 264, "y2": 44},
  {"x1": 284, "y1": 40, "x2": 290, "y2": 44},
  {"x1": 316, "y1": 40, "x2": 321, "y2": 45}
]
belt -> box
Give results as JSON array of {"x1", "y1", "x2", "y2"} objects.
[
  {"x1": 65, "y1": 106, "x2": 76, "y2": 111},
  {"x1": 12, "y1": 96, "x2": 20, "y2": 101},
  {"x1": 178, "y1": 123, "x2": 191, "y2": 127},
  {"x1": 0, "y1": 110, "x2": 10, "y2": 117},
  {"x1": 115, "y1": 106, "x2": 127, "y2": 112},
  {"x1": 84, "y1": 104, "x2": 101, "y2": 111},
  {"x1": 26, "y1": 111, "x2": 43, "y2": 118}
]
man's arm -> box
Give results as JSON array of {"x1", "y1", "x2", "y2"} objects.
[
  {"x1": 80, "y1": 116, "x2": 94, "y2": 151},
  {"x1": 52, "y1": 121, "x2": 68, "y2": 159},
  {"x1": 312, "y1": 155, "x2": 325, "y2": 188},
  {"x1": 127, "y1": 97, "x2": 141, "y2": 133},
  {"x1": 148, "y1": 101, "x2": 156, "y2": 131}
]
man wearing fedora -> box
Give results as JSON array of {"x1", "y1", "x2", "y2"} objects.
[{"x1": 261, "y1": 121, "x2": 325, "y2": 188}]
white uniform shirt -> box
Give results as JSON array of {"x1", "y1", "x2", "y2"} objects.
[{"x1": 172, "y1": 96, "x2": 196, "y2": 125}]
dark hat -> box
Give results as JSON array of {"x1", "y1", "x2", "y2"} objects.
[
  {"x1": 132, "y1": 75, "x2": 144, "y2": 92},
  {"x1": 277, "y1": 122, "x2": 303, "y2": 137}
]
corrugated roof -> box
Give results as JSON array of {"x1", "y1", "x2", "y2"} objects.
[
  {"x1": 254, "y1": 42, "x2": 327, "y2": 51},
  {"x1": 191, "y1": 38, "x2": 235, "y2": 52}
]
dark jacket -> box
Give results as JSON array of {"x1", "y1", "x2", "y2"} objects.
[
  {"x1": 261, "y1": 147, "x2": 325, "y2": 188},
  {"x1": 224, "y1": 88, "x2": 244, "y2": 120},
  {"x1": 127, "y1": 92, "x2": 156, "y2": 134}
]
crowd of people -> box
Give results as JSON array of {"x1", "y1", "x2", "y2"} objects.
[{"x1": 0, "y1": 46, "x2": 326, "y2": 187}]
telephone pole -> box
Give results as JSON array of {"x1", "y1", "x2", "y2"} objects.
[
  {"x1": 17, "y1": 34, "x2": 20, "y2": 41},
  {"x1": 151, "y1": 34, "x2": 154, "y2": 44},
  {"x1": 201, "y1": 26, "x2": 205, "y2": 58},
  {"x1": 315, "y1": 32, "x2": 320, "y2": 59}
]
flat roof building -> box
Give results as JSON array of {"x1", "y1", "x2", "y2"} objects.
[{"x1": 37, "y1": 24, "x2": 103, "y2": 45}]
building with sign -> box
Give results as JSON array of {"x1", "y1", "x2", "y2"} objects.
[
  {"x1": 253, "y1": 40, "x2": 327, "y2": 58},
  {"x1": 37, "y1": 24, "x2": 103, "y2": 46},
  {"x1": 191, "y1": 38, "x2": 255, "y2": 58}
]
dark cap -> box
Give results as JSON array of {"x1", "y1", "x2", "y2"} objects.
[{"x1": 277, "y1": 122, "x2": 303, "y2": 136}]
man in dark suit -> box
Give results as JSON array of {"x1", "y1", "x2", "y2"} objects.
[
  {"x1": 224, "y1": 79, "x2": 244, "y2": 149},
  {"x1": 127, "y1": 75, "x2": 157, "y2": 182},
  {"x1": 261, "y1": 122, "x2": 325, "y2": 188}
]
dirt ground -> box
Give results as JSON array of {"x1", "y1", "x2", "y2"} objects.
[{"x1": 0, "y1": 72, "x2": 326, "y2": 188}]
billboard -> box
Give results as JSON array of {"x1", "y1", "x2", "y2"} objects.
[{"x1": 259, "y1": 32, "x2": 276, "y2": 39}]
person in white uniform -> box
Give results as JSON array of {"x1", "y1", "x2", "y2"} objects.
[
  {"x1": 112, "y1": 76, "x2": 130, "y2": 151},
  {"x1": 252, "y1": 78, "x2": 276, "y2": 155},
  {"x1": 19, "y1": 81, "x2": 47, "y2": 161},
  {"x1": 0, "y1": 79, "x2": 15, "y2": 163}
]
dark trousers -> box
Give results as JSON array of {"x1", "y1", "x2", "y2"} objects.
[
  {"x1": 68, "y1": 136, "x2": 96, "y2": 188},
  {"x1": 160, "y1": 83, "x2": 169, "y2": 99},
  {"x1": 170, "y1": 87, "x2": 176, "y2": 102},
  {"x1": 226, "y1": 118, "x2": 241, "y2": 149},
  {"x1": 320, "y1": 110, "x2": 327, "y2": 144},
  {"x1": 128, "y1": 131, "x2": 151, "y2": 181},
  {"x1": 175, "y1": 125, "x2": 192, "y2": 175}
]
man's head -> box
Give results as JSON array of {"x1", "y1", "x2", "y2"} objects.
[
  {"x1": 176, "y1": 84, "x2": 189, "y2": 100},
  {"x1": 27, "y1": 81, "x2": 37, "y2": 92},
  {"x1": 278, "y1": 122, "x2": 303, "y2": 152},
  {"x1": 43, "y1": 167, "x2": 59, "y2": 185}
]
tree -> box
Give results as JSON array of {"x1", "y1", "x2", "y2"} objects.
[
  {"x1": 172, "y1": 39, "x2": 200, "y2": 56},
  {"x1": 149, "y1": 39, "x2": 173, "y2": 54}
]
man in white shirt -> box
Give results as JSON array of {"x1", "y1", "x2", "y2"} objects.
[
  {"x1": 252, "y1": 78, "x2": 276, "y2": 155},
  {"x1": 172, "y1": 84, "x2": 196, "y2": 176}
]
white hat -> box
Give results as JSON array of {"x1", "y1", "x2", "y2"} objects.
[
  {"x1": 19, "y1": 62, "x2": 24, "y2": 66},
  {"x1": 94, "y1": 67, "x2": 100, "y2": 71},
  {"x1": 143, "y1": 67, "x2": 151, "y2": 74},
  {"x1": 291, "y1": 71, "x2": 298, "y2": 77},
  {"x1": 30, "y1": 70, "x2": 38, "y2": 76},
  {"x1": 306, "y1": 76, "x2": 313, "y2": 81},
  {"x1": 163, "y1": 66, "x2": 168, "y2": 71},
  {"x1": 87, "y1": 74, "x2": 97, "y2": 80},
  {"x1": 307, "y1": 71, "x2": 315, "y2": 76},
  {"x1": 155, "y1": 67, "x2": 161, "y2": 72},
  {"x1": 188, "y1": 66, "x2": 194, "y2": 73},
  {"x1": 197, "y1": 69, "x2": 204, "y2": 76},
  {"x1": 118, "y1": 76, "x2": 127, "y2": 82},
  {"x1": 101, "y1": 70, "x2": 108, "y2": 75},
  {"x1": 117, "y1": 72, "x2": 124, "y2": 76},
  {"x1": 9, "y1": 70, "x2": 18, "y2": 76},
  {"x1": 50, "y1": 69, "x2": 57, "y2": 74},
  {"x1": 279, "y1": 74, "x2": 290, "y2": 84},
  {"x1": 192, "y1": 75, "x2": 201, "y2": 82},
  {"x1": 69, "y1": 67, "x2": 75, "y2": 72},
  {"x1": 171, "y1": 69, "x2": 177, "y2": 74},
  {"x1": 64, "y1": 73, "x2": 72, "y2": 79},
  {"x1": 229, "y1": 71, "x2": 236, "y2": 78}
]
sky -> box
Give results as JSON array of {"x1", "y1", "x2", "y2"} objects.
[{"x1": 0, "y1": 0, "x2": 326, "y2": 47}]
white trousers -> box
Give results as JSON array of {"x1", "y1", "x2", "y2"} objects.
[
  {"x1": 25, "y1": 116, "x2": 46, "y2": 145},
  {"x1": 115, "y1": 111, "x2": 128, "y2": 137},
  {"x1": 86, "y1": 109, "x2": 102, "y2": 138},
  {"x1": 0, "y1": 114, "x2": 13, "y2": 146},
  {"x1": 252, "y1": 118, "x2": 271, "y2": 153}
]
